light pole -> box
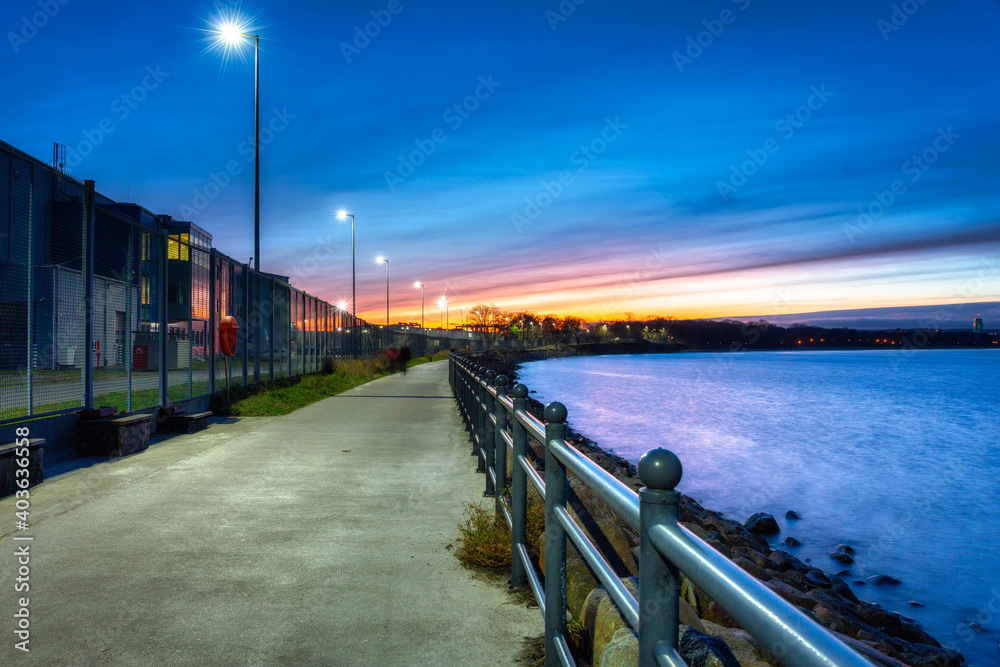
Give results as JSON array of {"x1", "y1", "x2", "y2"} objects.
[
  {"x1": 336, "y1": 211, "x2": 356, "y2": 320},
  {"x1": 460, "y1": 305, "x2": 468, "y2": 327},
  {"x1": 215, "y1": 21, "x2": 261, "y2": 270},
  {"x1": 376, "y1": 256, "x2": 389, "y2": 326},
  {"x1": 414, "y1": 282, "x2": 424, "y2": 329},
  {"x1": 437, "y1": 297, "x2": 449, "y2": 330}
]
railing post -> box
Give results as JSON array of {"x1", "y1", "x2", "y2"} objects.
[
  {"x1": 493, "y1": 374, "x2": 508, "y2": 510},
  {"x1": 484, "y1": 370, "x2": 497, "y2": 495},
  {"x1": 509, "y1": 383, "x2": 529, "y2": 590},
  {"x1": 637, "y1": 448, "x2": 684, "y2": 667},
  {"x1": 475, "y1": 366, "x2": 487, "y2": 472},
  {"x1": 543, "y1": 401, "x2": 568, "y2": 667}
]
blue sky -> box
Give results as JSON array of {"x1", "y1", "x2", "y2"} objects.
[{"x1": 3, "y1": 0, "x2": 998, "y2": 326}]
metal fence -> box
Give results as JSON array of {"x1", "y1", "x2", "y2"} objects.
[
  {"x1": 449, "y1": 354, "x2": 874, "y2": 667},
  {"x1": 0, "y1": 139, "x2": 484, "y2": 425}
]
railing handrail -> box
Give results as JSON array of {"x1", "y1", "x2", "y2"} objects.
[{"x1": 449, "y1": 353, "x2": 874, "y2": 667}]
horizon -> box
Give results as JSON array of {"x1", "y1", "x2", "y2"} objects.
[{"x1": 3, "y1": 0, "x2": 998, "y2": 324}]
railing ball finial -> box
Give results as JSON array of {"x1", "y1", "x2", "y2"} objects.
[
  {"x1": 486, "y1": 369, "x2": 496, "y2": 381},
  {"x1": 544, "y1": 401, "x2": 567, "y2": 423},
  {"x1": 638, "y1": 448, "x2": 683, "y2": 491},
  {"x1": 496, "y1": 374, "x2": 508, "y2": 388},
  {"x1": 511, "y1": 383, "x2": 529, "y2": 399}
]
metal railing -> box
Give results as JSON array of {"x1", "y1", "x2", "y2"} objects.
[{"x1": 449, "y1": 354, "x2": 874, "y2": 667}]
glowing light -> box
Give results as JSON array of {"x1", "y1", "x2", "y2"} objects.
[
  {"x1": 337, "y1": 209, "x2": 349, "y2": 220},
  {"x1": 337, "y1": 300, "x2": 349, "y2": 311},
  {"x1": 414, "y1": 281, "x2": 423, "y2": 288},
  {"x1": 217, "y1": 21, "x2": 245, "y2": 45},
  {"x1": 376, "y1": 255, "x2": 386, "y2": 264}
]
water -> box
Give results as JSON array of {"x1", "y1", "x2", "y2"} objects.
[{"x1": 518, "y1": 350, "x2": 1000, "y2": 666}]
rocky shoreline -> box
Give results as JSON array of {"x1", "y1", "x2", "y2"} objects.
[{"x1": 466, "y1": 348, "x2": 964, "y2": 667}]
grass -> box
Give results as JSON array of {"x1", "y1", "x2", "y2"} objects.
[
  {"x1": 222, "y1": 350, "x2": 448, "y2": 417},
  {"x1": 454, "y1": 502, "x2": 512, "y2": 569}
]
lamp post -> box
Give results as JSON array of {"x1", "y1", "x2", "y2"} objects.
[
  {"x1": 377, "y1": 256, "x2": 389, "y2": 326},
  {"x1": 336, "y1": 211, "x2": 356, "y2": 320},
  {"x1": 215, "y1": 21, "x2": 261, "y2": 271},
  {"x1": 414, "y1": 282, "x2": 424, "y2": 329},
  {"x1": 460, "y1": 305, "x2": 468, "y2": 327},
  {"x1": 438, "y1": 297, "x2": 449, "y2": 330}
]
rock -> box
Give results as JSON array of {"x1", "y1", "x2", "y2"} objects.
[
  {"x1": 680, "y1": 626, "x2": 742, "y2": 667},
  {"x1": 805, "y1": 568, "x2": 832, "y2": 588},
  {"x1": 830, "y1": 551, "x2": 854, "y2": 564},
  {"x1": 764, "y1": 580, "x2": 817, "y2": 609},
  {"x1": 598, "y1": 627, "x2": 638, "y2": 667},
  {"x1": 868, "y1": 574, "x2": 901, "y2": 586},
  {"x1": 783, "y1": 536, "x2": 802, "y2": 547},
  {"x1": 829, "y1": 629, "x2": 914, "y2": 667},
  {"x1": 700, "y1": 620, "x2": 780, "y2": 666},
  {"x1": 732, "y1": 555, "x2": 772, "y2": 582},
  {"x1": 769, "y1": 549, "x2": 810, "y2": 573},
  {"x1": 703, "y1": 600, "x2": 740, "y2": 629},
  {"x1": 785, "y1": 510, "x2": 801, "y2": 519},
  {"x1": 812, "y1": 604, "x2": 866, "y2": 638},
  {"x1": 908, "y1": 600, "x2": 924, "y2": 607},
  {"x1": 898, "y1": 617, "x2": 941, "y2": 648},
  {"x1": 744, "y1": 512, "x2": 780, "y2": 536},
  {"x1": 853, "y1": 580, "x2": 867, "y2": 585},
  {"x1": 829, "y1": 576, "x2": 860, "y2": 604},
  {"x1": 835, "y1": 569, "x2": 851, "y2": 576},
  {"x1": 837, "y1": 544, "x2": 856, "y2": 554}
]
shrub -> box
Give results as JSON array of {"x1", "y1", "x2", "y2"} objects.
[{"x1": 456, "y1": 502, "x2": 511, "y2": 568}]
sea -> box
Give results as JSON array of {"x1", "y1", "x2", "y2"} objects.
[{"x1": 517, "y1": 349, "x2": 1000, "y2": 666}]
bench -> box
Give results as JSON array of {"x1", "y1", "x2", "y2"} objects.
[
  {"x1": 0, "y1": 438, "x2": 45, "y2": 498},
  {"x1": 157, "y1": 410, "x2": 212, "y2": 434},
  {"x1": 76, "y1": 413, "x2": 154, "y2": 458}
]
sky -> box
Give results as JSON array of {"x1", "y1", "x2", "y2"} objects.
[{"x1": 3, "y1": 0, "x2": 999, "y2": 328}]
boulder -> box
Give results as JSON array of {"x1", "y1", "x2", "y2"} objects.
[
  {"x1": 867, "y1": 574, "x2": 901, "y2": 586},
  {"x1": 679, "y1": 626, "x2": 742, "y2": 667},
  {"x1": 783, "y1": 536, "x2": 802, "y2": 547},
  {"x1": 764, "y1": 579, "x2": 817, "y2": 609},
  {"x1": 700, "y1": 619, "x2": 781, "y2": 666},
  {"x1": 785, "y1": 510, "x2": 801, "y2": 519},
  {"x1": 836, "y1": 544, "x2": 856, "y2": 554},
  {"x1": 744, "y1": 512, "x2": 780, "y2": 535},
  {"x1": 598, "y1": 627, "x2": 638, "y2": 667},
  {"x1": 830, "y1": 551, "x2": 854, "y2": 564},
  {"x1": 805, "y1": 568, "x2": 832, "y2": 588}
]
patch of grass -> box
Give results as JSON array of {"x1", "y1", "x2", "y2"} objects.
[
  {"x1": 455, "y1": 502, "x2": 512, "y2": 569},
  {"x1": 222, "y1": 353, "x2": 443, "y2": 417}
]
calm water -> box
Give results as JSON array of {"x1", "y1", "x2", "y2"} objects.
[{"x1": 519, "y1": 350, "x2": 1000, "y2": 666}]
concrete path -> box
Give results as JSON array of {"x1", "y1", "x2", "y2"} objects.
[{"x1": 0, "y1": 361, "x2": 540, "y2": 666}]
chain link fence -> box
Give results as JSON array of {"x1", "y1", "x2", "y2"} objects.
[{"x1": 1, "y1": 139, "x2": 488, "y2": 426}]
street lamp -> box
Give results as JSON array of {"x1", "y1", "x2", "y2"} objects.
[
  {"x1": 460, "y1": 305, "x2": 468, "y2": 327},
  {"x1": 376, "y1": 256, "x2": 389, "y2": 326},
  {"x1": 336, "y1": 210, "x2": 356, "y2": 320},
  {"x1": 214, "y1": 20, "x2": 261, "y2": 271},
  {"x1": 414, "y1": 282, "x2": 424, "y2": 329},
  {"x1": 437, "y1": 297, "x2": 449, "y2": 330}
]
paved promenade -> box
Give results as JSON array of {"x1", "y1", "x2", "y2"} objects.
[{"x1": 0, "y1": 361, "x2": 540, "y2": 666}]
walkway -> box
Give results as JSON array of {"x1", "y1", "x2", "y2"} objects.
[{"x1": 0, "y1": 361, "x2": 540, "y2": 666}]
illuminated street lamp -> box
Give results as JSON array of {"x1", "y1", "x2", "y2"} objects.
[
  {"x1": 437, "y1": 297, "x2": 449, "y2": 329},
  {"x1": 336, "y1": 210, "x2": 356, "y2": 320},
  {"x1": 213, "y1": 19, "x2": 261, "y2": 270},
  {"x1": 376, "y1": 256, "x2": 389, "y2": 326},
  {"x1": 414, "y1": 282, "x2": 425, "y2": 329}
]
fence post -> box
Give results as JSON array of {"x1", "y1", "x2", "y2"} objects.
[
  {"x1": 509, "y1": 382, "x2": 529, "y2": 590},
  {"x1": 543, "y1": 401, "x2": 568, "y2": 667},
  {"x1": 474, "y1": 366, "x2": 486, "y2": 472},
  {"x1": 637, "y1": 448, "x2": 683, "y2": 667},
  {"x1": 493, "y1": 375, "x2": 509, "y2": 512},
  {"x1": 484, "y1": 370, "x2": 497, "y2": 496}
]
